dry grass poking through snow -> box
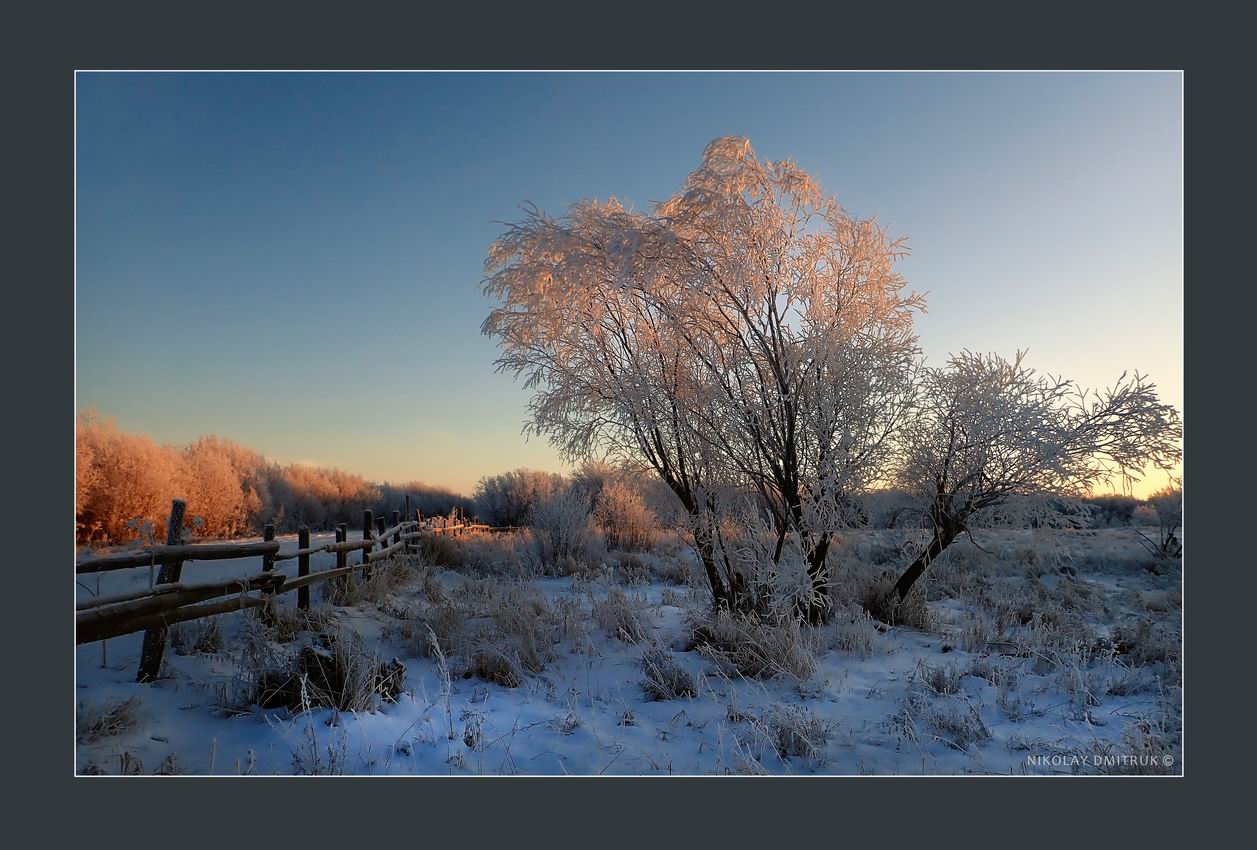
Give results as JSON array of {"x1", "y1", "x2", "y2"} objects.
[
  {"x1": 592, "y1": 588, "x2": 650, "y2": 643},
  {"x1": 77, "y1": 696, "x2": 143, "y2": 743},
  {"x1": 640, "y1": 648, "x2": 697, "y2": 700},
  {"x1": 388, "y1": 575, "x2": 595, "y2": 689},
  {"x1": 322, "y1": 554, "x2": 422, "y2": 608},
  {"x1": 170, "y1": 618, "x2": 222, "y2": 655},
  {"x1": 754, "y1": 704, "x2": 834, "y2": 766},
  {"x1": 689, "y1": 611, "x2": 819, "y2": 682},
  {"x1": 75, "y1": 525, "x2": 1180, "y2": 775},
  {"x1": 223, "y1": 614, "x2": 405, "y2": 715},
  {"x1": 894, "y1": 690, "x2": 993, "y2": 752}
]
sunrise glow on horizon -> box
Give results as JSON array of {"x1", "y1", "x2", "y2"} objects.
[{"x1": 75, "y1": 72, "x2": 1182, "y2": 496}]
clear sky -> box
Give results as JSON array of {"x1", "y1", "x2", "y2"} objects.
[{"x1": 75, "y1": 72, "x2": 1182, "y2": 496}]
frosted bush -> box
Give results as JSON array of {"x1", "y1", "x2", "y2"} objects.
[{"x1": 529, "y1": 487, "x2": 598, "y2": 570}]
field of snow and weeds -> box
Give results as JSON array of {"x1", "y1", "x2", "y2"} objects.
[{"x1": 75, "y1": 526, "x2": 1182, "y2": 776}]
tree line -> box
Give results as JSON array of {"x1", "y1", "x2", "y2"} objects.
[{"x1": 75, "y1": 411, "x2": 473, "y2": 546}]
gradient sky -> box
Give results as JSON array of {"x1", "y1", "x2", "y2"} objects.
[{"x1": 75, "y1": 72, "x2": 1182, "y2": 496}]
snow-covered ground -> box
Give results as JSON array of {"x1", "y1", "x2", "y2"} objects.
[{"x1": 75, "y1": 527, "x2": 1182, "y2": 775}]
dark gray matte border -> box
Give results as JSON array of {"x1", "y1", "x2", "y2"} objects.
[{"x1": 11, "y1": 0, "x2": 1239, "y2": 841}]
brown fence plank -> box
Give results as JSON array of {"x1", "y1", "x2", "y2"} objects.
[
  {"x1": 78, "y1": 574, "x2": 285, "y2": 642},
  {"x1": 82, "y1": 594, "x2": 268, "y2": 645},
  {"x1": 76, "y1": 539, "x2": 282, "y2": 574}
]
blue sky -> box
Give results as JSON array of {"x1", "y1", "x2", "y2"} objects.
[{"x1": 75, "y1": 72, "x2": 1182, "y2": 494}]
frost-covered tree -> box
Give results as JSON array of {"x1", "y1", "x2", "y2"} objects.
[
  {"x1": 483, "y1": 138, "x2": 921, "y2": 620},
  {"x1": 483, "y1": 195, "x2": 731, "y2": 601},
  {"x1": 1135, "y1": 484, "x2": 1183, "y2": 559},
  {"x1": 178, "y1": 436, "x2": 262, "y2": 538},
  {"x1": 889, "y1": 351, "x2": 1182, "y2": 600},
  {"x1": 653, "y1": 138, "x2": 921, "y2": 620},
  {"x1": 76, "y1": 411, "x2": 181, "y2": 543}
]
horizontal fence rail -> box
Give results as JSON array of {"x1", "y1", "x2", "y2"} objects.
[{"x1": 75, "y1": 498, "x2": 515, "y2": 681}]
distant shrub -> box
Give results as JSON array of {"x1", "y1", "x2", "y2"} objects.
[
  {"x1": 379, "y1": 481, "x2": 473, "y2": 523},
  {"x1": 567, "y1": 460, "x2": 618, "y2": 503},
  {"x1": 861, "y1": 489, "x2": 922, "y2": 529},
  {"x1": 1135, "y1": 487, "x2": 1183, "y2": 559},
  {"x1": 473, "y1": 468, "x2": 565, "y2": 527},
  {"x1": 458, "y1": 529, "x2": 532, "y2": 574},
  {"x1": 650, "y1": 556, "x2": 692, "y2": 586},
  {"x1": 593, "y1": 479, "x2": 657, "y2": 551},
  {"x1": 529, "y1": 487, "x2": 598, "y2": 568},
  {"x1": 1083, "y1": 494, "x2": 1142, "y2": 528}
]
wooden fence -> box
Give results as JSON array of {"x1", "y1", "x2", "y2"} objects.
[{"x1": 75, "y1": 498, "x2": 508, "y2": 682}]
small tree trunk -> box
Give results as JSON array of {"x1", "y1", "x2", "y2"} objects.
[
  {"x1": 695, "y1": 535, "x2": 729, "y2": 611},
  {"x1": 771, "y1": 520, "x2": 788, "y2": 564},
  {"x1": 893, "y1": 523, "x2": 960, "y2": 600},
  {"x1": 802, "y1": 535, "x2": 834, "y2": 624}
]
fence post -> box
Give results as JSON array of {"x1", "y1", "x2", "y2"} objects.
[
  {"x1": 329, "y1": 523, "x2": 348, "y2": 602},
  {"x1": 135, "y1": 499, "x2": 187, "y2": 683},
  {"x1": 361, "y1": 510, "x2": 374, "y2": 579},
  {"x1": 259, "y1": 522, "x2": 277, "y2": 626},
  {"x1": 297, "y1": 525, "x2": 311, "y2": 611},
  {"x1": 391, "y1": 510, "x2": 401, "y2": 546},
  {"x1": 261, "y1": 523, "x2": 276, "y2": 572},
  {"x1": 409, "y1": 507, "x2": 424, "y2": 553},
  {"x1": 376, "y1": 515, "x2": 388, "y2": 566}
]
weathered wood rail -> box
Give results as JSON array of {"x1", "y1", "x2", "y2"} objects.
[{"x1": 75, "y1": 498, "x2": 510, "y2": 681}]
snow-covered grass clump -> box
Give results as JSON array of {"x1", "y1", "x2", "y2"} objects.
[{"x1": 75, "y1": 526, "x2": 1181, "y2": 775}]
